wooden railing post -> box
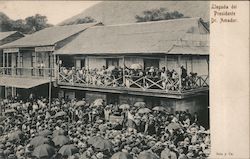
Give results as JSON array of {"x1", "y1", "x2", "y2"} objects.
[
  {"x1": 122, "y1": 56, "x2": 125, "y2": 86},
  {"x1": 178, "y1": 55, "x2": 182, "y2": 93}
]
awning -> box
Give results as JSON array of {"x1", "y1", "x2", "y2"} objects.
[{"x1": 0, "y1": 77, "x2": 51, "y2": 88}]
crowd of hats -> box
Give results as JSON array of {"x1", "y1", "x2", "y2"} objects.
[{"x1": 0, "y1": 97, "x2": 210, "y2": 159}]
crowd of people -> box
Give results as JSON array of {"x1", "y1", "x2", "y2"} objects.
[
  {"x1": 59, "y1": 65, "x2": 200, "y2": 91},
  {"x1": 0, "y1": 97, "x2": 210, "y2": 159}
]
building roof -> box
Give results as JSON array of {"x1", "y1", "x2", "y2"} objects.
[
  {"x1": 0, "y1": 31, "x2": 24, "y2": 41},
  {"x1": 1, "y1": 23, "x2": 99, "y2": 48},
  {"x1": 55, "y1": 17, "x2": 209, "y2": 55}
]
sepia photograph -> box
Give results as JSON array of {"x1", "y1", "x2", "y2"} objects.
[{"x1": 3, "y1": 1, "x2": 247, "y2": 159}]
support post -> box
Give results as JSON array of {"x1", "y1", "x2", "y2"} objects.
[
  {"x1": 34, "y1": 52, "x2": 37, "y2": 76},
  {"x1": 3, "y1": 53, "x2": 5, "y2": 75},
  {"x1": 86, "y1": 56, "x2": 89, "y2": 85},
  {"x1": 165, "y1": 55, "x2": 167, "y2": 69},
  {"x1": 17, "y1": 51, "x2": 20, "y2": 76},
  {"x1": 178, "y1": 55, "x2": 182, "y2": 93},
  {"x1": 48, "y1": 51, "x2": 52, "y2": 110},
  {"x1": 122, "y1": 56, "x2": 125, "y2": 86}
]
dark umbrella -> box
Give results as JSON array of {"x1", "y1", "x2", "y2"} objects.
[
  {"x1": 138, "y1": 151, "x2": 159, "y2": 159},
  {"x1": 32, "y1": 144, "x2": 55, "y2": 158},
  {"x1": 58, "y1": 144, "x2": 78, "y2": 156},
  {"x1": 30, "y1": 136, "x2": 50, "y2": 147},
  {"x1": 111, "y1": 151, "x2": 133, "y2": 159},
  {"x1": 39, "y1": 129, "x2": 53, "y2": 137},
  {"x1": 52, "y1": 135, "x2": 70, "y2": 147}
]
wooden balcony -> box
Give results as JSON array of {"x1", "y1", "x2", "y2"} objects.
[
  {"x1": 58, "y1": 70, "x2": 209, "y2": 99},
  {"x1": 0, "y1": 67, "x2": 55, "y2": 79}
]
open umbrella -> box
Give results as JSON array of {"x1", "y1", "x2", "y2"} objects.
[
  {"x1": 93, "y1": 99, "x2": 104, "y2": 107},
  {"x1": 5, "y1": 109, "x2": 16, "y2": 114},
  {"x1": 75, "y1": 101, "x2": 86, "y2": 107},
  {"x1": 138, "y1": 151, "x2": 159, "y2": 159},
  {"x1": 52, "y1": 135, "x2": 70, "y2": 146},
  {"x1": 8, "y1": 130, "x2": 23, "y2": 142},
  {"x1": 167, "y1": 123, "x2": 182, "y2": 131},
  {"x1": 39, "y1": 129, "x2": 52, "y2": 137},
  {"x1": 111, "y1": 151, "x2": 133, "y2": 159},
  {"x1": 138, "y1": 108, "x2": 151, "y2": 114},
  {"x1": 130, "y1": 64, "x2": 142, "y2": 70},
  {"x1": 134, "y1": 102, "x2": 146, "y2": 107},
  {"x1": 59, "y1": 144, "x2": 79, "y2": 156},
  {"x1": 87, "y1": 136, "x2": 104, "y2": 145},
  {"x1": 152, "y1": 106, "x2": 167, "y2": 112},
  {"x1": 107, "y1": 66, "x2": 116, "y2": 71},
  {"x1": 30, "y1": 136, "x2": 50, "y2": 147},
  {"x1": 32, "y1": 144, "x2": 55, "y2": 158},
  {"x1": 54, "y1": 111, "x2": 67, "y2": 118},
  {"x1": 92, "y1": 138, "x2": 113, "y2": 151},
  {"x1": 119, "y1": 104, "x2": 130, "y2": 110},
  {"x1": 53, "y1": 129, "x2": 65, "y2": 137}
]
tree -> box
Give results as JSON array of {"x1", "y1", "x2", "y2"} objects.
[
  {"x1": 25, "y1": 14, "x2": 53, "y2": 33},
  {"x1": 61, "y1": 16, "x2": 96, "y2": 26},
  {"x1": 135, "y1": 8, "x2": 188, "y2": 22},
  {"x1": 0, "y1": 12, "x2": 53, "y2": 34}
]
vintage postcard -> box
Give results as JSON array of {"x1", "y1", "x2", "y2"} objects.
[{"x1": 0, "y1": 1, "x2": 249, "y2": 159}]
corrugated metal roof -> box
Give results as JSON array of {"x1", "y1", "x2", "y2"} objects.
[
  {"x1": 55, "y1": 17, "x2": 209, "y2": 55},
  {"x1": 1, "y1": 23, "x2": 99, "y2": 48},
  {"x1": 0, "y1": 31, "x2": 22, "y2": 41},
  {"x1": 0, "y1": 76, "x2": 50, "y2": 88}
]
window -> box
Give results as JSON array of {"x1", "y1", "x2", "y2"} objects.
[
  {"x1": 106, "y1": 58, "x2": 119, "y2": 68},
  {"x1": 144, "y1": 58, "x2": 159, "y2": 69}
]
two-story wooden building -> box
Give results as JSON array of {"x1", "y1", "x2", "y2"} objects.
[
  {"x1": 0, "y1": 31, "x2": 25, "y2": 98},
  {"x1": 0, "y1": 23, "x2": 100, "y2": 99},
  {"x1": 54, "y1": 17, "x2": 209, "y2": 123}
]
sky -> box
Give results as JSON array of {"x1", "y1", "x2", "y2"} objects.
[{"x1": 0, "y1": 1, "x2": 100, "y2": 25}]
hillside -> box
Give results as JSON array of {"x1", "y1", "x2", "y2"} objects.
[{"x1": 59, "y1": 1, "x2": 209, "y2": 25}]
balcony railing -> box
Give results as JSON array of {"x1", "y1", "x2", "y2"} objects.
[
  {"x1": 0, "y1": 67, "x2": 55, "y2": 78},
  {"x1": 58, "y1": 70, "x2": 209, "y2": 94}
]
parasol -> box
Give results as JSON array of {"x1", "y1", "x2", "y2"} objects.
[
  {"x1": 30, "y1": 136, "x2": 50, "y2": 147},
  {"x1": 134, "y1": 102, "x2": 146, "y2": 107},
  {"x1": 54, "y1": 111, "x2": 67, "y2": 118},
  {"x1": 53, "y1": 129, "x2": 65, "y2": 137},
  {"x1": 93, "y1": 99, "x2": 104, "y2": 107},
  {"x1": 119, "y1": 104, "x2": 130, "y2": 110},
  {"x1": 138, "y1": 151, "x2": 159, "y2": 159},
  {"x1": 8, "y1": 130, "x2": 23, "y2": 142},
  {"x1": 167, "y1": 123, "x2": 182, "y2": 131},
  {"x1": 152, "y1": 106, "x2": 167, "y2": 112},
  {"x1": 5, "y1": 109, "x2": 16, "y2": 114},
  {"x1": 75, "y1": 101, "x2": 86, "y2": 107},
  {"x1": 38, "y1": 129, "x2": 53, "y2": 137},
  {"x1": 111, "y1": 151, "x2": 133, "y2": 159},
  {"x1": 52, "y1": 135, "x2": 70, "y2": 147},
  {"x1": 32, "y1": 144, "x2": 55, "y2": 158},
  {"x1": 130, "y1": 64, "x2": 142, "y2": 70},
  {"x1": 58, "y1": 144, "x2": 79, "y2": 156},
  {"x1": 92, "y1": 138, "x2": 113, "y2": 151},
  {"x1": 87, "y1": 136, "x2": 104, "y2": 145},
  {"x1": 138, "y1": 108, "x2": 151, "y2": 114}
]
